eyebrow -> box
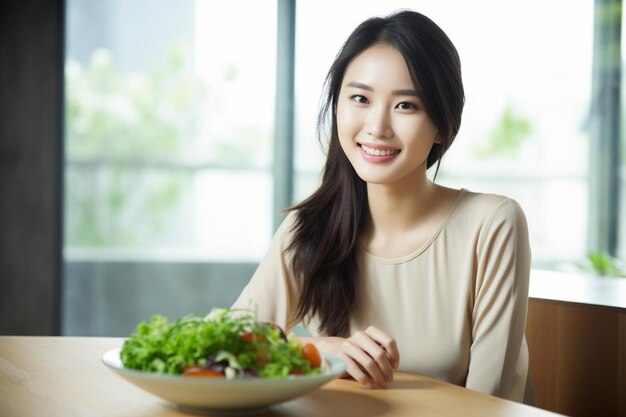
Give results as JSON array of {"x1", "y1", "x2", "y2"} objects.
[{"x1": 345, "y1": 81, "x2": 419, "y2": 97}]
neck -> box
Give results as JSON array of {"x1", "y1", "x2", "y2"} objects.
[{"x1": 365, "y1": 169, "x2": 436, "y2": 235}]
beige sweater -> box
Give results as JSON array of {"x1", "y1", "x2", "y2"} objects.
[{"x1": 233, "y1": 189, "x2": 531, "y2": 402}]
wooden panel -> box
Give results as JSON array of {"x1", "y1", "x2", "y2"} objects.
[
  {"x1": 526, "y1": 300, "x2": 557, "y2": 410},
  {"x1": 554, "y1": 304, "x2": 617, "y2": 417},
  {"x1": 527, "y1": 299, "x2": 625, "y2": 417},
  {"x1": 617, "y1": 311, "x2": 626, "y2": 417}
]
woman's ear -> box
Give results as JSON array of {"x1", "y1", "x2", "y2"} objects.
[{"x1": 433, "y1": 131, "x2": 442, "y2": 144}]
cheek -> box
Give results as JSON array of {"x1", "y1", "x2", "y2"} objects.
[
  {"x1": 336, "y1": 103, "x2": 362, "y2": 140},
  {"x1": 397, "y1": 118, "x2": 438, "y2": 145}
]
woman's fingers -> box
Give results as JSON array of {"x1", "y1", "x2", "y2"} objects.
[
  {"x1": 339, "y1": 326, "x2": 400, "y2": 389},
  {"x1": 340, "y1": 352, "x2": 376, "y2": 389},
  {"x1": 365, "y1": 326, "x2": 400, "y2": 369},
  {"x1": 342, "y1": 338, "x2": 389, "y2": 388},
  {"x1": 350, "y1": 331, "x2": 395, "y2": 383}
]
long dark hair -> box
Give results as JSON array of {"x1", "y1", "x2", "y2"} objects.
[{"x1": 287, "y1": 10, "x2": 465, "y2": 336}]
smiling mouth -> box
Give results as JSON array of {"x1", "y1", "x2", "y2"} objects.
[{"x1": 358, "y1": 143, "x2": 401, "y2": 157}]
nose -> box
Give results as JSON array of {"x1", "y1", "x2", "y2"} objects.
[{"x1": 365, "y1": 105, "x2": 393, "y2": 138}]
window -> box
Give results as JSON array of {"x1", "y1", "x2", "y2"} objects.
[
  {"x1": 63, "y1": 0, "x2": 277, "y2": 335},
  {"x1": 65, "y1": 0, "x2": 276, "y2": 262},
  {"x1": 63, "y1": 0, "x2": 621, "y2": 336}
]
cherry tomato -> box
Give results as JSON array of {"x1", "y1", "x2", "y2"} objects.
[
  {"x1": 182, "y1": 366, "x2": 224, "y2": 378},
  {"x1": 240, "y1": 331, "x2": 265, "y2": 343},
  {"x1": 302, "y1": 343, "x2": 321, "y2": 368}
]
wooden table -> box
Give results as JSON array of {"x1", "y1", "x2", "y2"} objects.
[{"x1": 0, "y1": 337, "x2": 562, "y2": 417}]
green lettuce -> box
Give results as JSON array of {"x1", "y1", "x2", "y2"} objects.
[{"x1": 119, "y1": 308, "x2": 319, "y2": 378}]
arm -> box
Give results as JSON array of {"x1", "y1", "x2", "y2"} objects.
[
  {"x1": 466, "y1": 198, "x2": 530, "y2": 402},
  {"x1": 231, "y1": 213, "x2": 300, "y2": 333}
]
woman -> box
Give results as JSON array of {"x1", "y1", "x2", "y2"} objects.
[{"x1": 233, "y1": 10, "x2": 531, "y2": 403}]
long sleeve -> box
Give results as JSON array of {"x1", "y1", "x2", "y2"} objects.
[
  {"x1": 231, "y1": 212, "x2": 301, "y2": 333},
  {"x1": 465, "y1": 198, "x2": 531, "y2": 402}
]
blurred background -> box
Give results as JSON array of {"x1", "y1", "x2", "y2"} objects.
[{"x1": 0, "y1": 0, "x2": 624, "y2": 336}]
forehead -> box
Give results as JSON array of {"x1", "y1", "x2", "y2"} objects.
[{"x1": 341, "y1": 43, "x2": 414, "y2": 89}]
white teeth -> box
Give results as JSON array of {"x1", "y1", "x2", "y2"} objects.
[{"x1": 360, "y1": 144, "x2": 399, "y2": 156}]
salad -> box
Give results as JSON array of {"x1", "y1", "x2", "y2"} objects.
[{"x1": 120, "y1": 308, "x2": 322, "y2": 379}]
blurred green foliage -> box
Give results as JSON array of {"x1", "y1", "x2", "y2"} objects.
[
  {"x1": 64, "y1": 47, "x2": 204, "y2": 247},
  {"x1": 66, "y1": 47, "x2": 205, "y2": 160},
  {"x1": 474, "y1": 105, "x2": 533, "y2": 158},
  {"x1": 579, "y1": 251, "x2": 626, "y2": 277}
]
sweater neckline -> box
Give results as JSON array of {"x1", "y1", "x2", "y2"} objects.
[{"x1": 360, "y1": 188, "x2": 467, "y2": 264}]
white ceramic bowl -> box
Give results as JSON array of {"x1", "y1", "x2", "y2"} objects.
[{"x1": 102, "y1": 348, "x2": 346, "y2": 415}]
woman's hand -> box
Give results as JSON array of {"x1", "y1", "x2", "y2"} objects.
[{"x1": 302, "y1": 326, "x2": 400, "y2": 389}]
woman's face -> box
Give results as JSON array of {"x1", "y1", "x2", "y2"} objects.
[{"x1": 336, "y1": 43, "x2": 439, "y2": 186}]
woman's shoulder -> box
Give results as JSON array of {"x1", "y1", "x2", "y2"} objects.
[
  {"x1": 458, "y1": 189, "x2": 525, "y2": 216},
  {"x1": 270, "y1": 211, "x2": 299, "y2": 244},
  {"x1": 452, "y1": 189, "x2": 528, "y2": 232},
  {"x1": 277, "y1": 210, "x2": 298, "y2": 230}
]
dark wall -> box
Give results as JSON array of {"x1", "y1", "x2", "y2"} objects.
[{"x1": 0, "y1": 0, "x2": 64, "y2": 334}]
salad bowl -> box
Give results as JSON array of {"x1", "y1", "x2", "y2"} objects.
[{"x1": 102, "y1": 347, "x2": 346, "y2": 415}]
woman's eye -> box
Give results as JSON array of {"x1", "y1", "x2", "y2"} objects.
[
  {"x1": 397, "y1": 102, "x2": 416, "y2": 111},
  {"x1": 351, "y1": 95, "x2": 369, "y2": 104}
]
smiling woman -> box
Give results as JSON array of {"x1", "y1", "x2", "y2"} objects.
[{"x1": 233, "y1": 10, "x2": 532, "y2": 403}]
